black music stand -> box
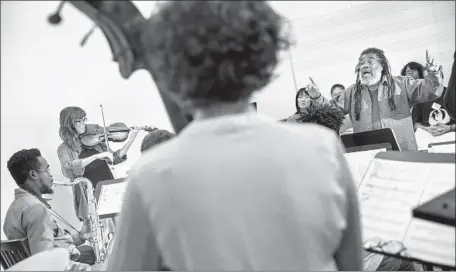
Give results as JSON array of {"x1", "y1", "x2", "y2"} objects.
[
  {"x1": 413, "y1": 188, "x2": 455, "y2": 227},
  {"x1": 345, "y1": 142, "x2": 392, "y2": 153},
  {"x1": 95, "y1": 178, "x2": 126, "y2": 220},
  {"x1": 341, "y1": 128, "x2": 400, "y2": 151},
  {"x1": 250, "y1": 102, "x2": 257, "y2": 112}
]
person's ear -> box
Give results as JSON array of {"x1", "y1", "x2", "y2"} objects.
[{"x1": 29, "y1": 169, "x2": 38, "y2": 180}]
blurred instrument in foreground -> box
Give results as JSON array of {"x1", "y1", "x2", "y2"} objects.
[{"x1": 46, "y1": 1, "x2": 192, "y2": 133}]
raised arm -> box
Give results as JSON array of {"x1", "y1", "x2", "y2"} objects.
[
  {"x1": 57, "y1": 144, "x2": 112, "y2": 177},
  {"x1": 402, "y1": 50, "x2": 444, "y2": 106},
  {"x1": 110, "y1": 128, "x2": 140, "y2": 165}
]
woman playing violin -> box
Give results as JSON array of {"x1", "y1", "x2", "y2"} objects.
[{"x1": 57, "y1": 106, "x2": 140, "y2": 222}]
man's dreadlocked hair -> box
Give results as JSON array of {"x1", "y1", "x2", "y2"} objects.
[{"x1": 354, "y1": 48, "x2": 396, "y2": 121}]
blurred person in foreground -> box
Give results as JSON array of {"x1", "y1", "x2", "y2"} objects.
[
  {"x1": 444, "y1": 52, "x2": 456, "y2": 119},
  {"x1": 107, "y1": 1, "x2": 362, "y2": 271}
]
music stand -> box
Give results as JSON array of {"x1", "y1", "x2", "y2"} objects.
[
  {"x1": 345, "y1": 142, "x2": 392, "y2": 153},
  {"x1": 341, "y1": 128, "x2": 400, "y2": 151},
  {"x1": 95, "y1": 178, "x2": 126, "y2": 220},
  {"x1": 250, "y1": 102, "x2": 257, "y2": 112},
  {"x1": 413, "y1": 188, "x2": 455, "y2": 227}
]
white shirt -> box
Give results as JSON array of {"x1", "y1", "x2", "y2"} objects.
[{"x1": 107, "y1": 111, "x2": 358, "y2": 271}]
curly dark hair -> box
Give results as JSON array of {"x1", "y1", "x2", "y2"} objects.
[
  {"x1": 295, "y1": 104, "x2": 346, "y2": 133},
  {"x1": 400, "y1": 61, "x2": 425, "y2": 79},
  {"x1": 7, "y1": 148, "x2": 42, "y2": 186},
  {"x1": 142, "y1": 1, "x2": 290, "y2": 108},
  {"x1": 141, "y1": 129, "x2": 175, "y2": 153},
  {"x1": 354, "y1": 48, "x2": 396, "y2": 121}
]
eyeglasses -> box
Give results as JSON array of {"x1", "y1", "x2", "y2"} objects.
[
  {"x1": 364, "y1": 237, "x2": 409, "y2": 257},
  {"x1": 33, "y1": 167, "x2": 52, "y2": 174},
  {"x1": 74, "y1": 117, "x2": 88, "y2": 124}
]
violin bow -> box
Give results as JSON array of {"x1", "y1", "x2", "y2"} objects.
[{"x1": 47, "y1": 1, "x2": 192, "y2": 133}]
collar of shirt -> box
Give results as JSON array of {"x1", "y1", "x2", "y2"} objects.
[
  {"x1": 14, "y1": 188, "x2": 51, "y2": 209},
  {"x1": 180, "y1": 108, "x2": 271, "y2": 137}
]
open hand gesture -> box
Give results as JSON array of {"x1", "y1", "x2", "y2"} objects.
[{"x1": 425, "y1": 50, "x2": 443, "y2": 82}]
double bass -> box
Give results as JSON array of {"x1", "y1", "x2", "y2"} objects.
[{"x1": 46, "y1": 1, "x2": 192, "y2": 134}]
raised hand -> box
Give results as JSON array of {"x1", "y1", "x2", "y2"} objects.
[
  {"x1": 306, "y1": 77, "x2": 321, "y2": 99},
  {"x1": 425, "y1": 50, "x2": 444, "y2": 81}
]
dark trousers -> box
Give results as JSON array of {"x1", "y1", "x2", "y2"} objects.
[{"x1": 76, "y1": 245, "x2": 96, "y2": 265}]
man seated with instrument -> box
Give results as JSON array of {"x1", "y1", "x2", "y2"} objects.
[{"x1": 3, "y1": 148, "x2": 95, "y2": 270}]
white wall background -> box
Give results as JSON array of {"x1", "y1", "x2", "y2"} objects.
[{"x1": 1, "y1": 1, "x2": 454, "y2": 239}]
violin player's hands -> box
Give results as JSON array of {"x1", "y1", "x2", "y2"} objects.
[
  {"x1": 95, "y1": 152, "x2": 114, "y2": 163},
  {"x1": 129, "y1": 127, "x2": 141, "y2": 142}
]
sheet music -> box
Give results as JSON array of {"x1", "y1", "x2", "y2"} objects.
[
  {"x1": 97, "y1": 181, "x2": 128, "y2": 216},
  {"x1": 344, "y1": 148, "x2": 386, "y2": 188},
  {"x1": 430, "y1": 143, "x2": 455, "y2": 154},
  {"x1": 359, "y1": 157, "x2": 455, "y2": 267}
]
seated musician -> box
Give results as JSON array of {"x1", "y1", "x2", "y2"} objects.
[
  {"x1": 330, "y1": 83, "x2": 348, "y2": 113},
  {"x1": 287, "y1": 82, "x2": 352, "y2": 133},
  {"x1": 3, "y1": 148, "x2": 95, "y2": 270},
  {"x1": 140, "y1": 129, "x2": 175, "y2": 153},
  {"x1": 401, "y1": 62, "x2": 456, "y2": 136},
  {"x1": 108, "y1": 1, "x2": 363, "y2": 271}
]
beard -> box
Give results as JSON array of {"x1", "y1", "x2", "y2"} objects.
[
  {"x1": 359, "y1": 68, "x2": 382, "y2": 87},
  {"x1": 41, "y1": 184, "x2": 54, "y2": 195}
]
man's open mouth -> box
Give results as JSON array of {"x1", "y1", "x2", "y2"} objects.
[{"x1": 362, "y1": 70, "x2": 372, "y2": 77}]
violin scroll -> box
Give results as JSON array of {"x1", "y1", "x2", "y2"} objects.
[{"x1": 47, "y1": 1, "x2": 65, "y2": 25}]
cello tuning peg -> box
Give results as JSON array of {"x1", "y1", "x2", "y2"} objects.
[{"x1": 48, "y1": 13, "x2": 62, "y2": 25}]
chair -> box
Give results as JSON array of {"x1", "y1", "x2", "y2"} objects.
[{"x1": 0, "y1": 238, "x2": 30, "y2": 269}]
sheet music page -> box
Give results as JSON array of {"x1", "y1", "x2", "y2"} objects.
[
  {"x1": 344, "y1": 148, "x2": 386, "y2": 188},
  {"x1": 358, "y1": 159, "x2": 435, "y2": 242},
  {"x1": 359, "y1": 158, "x2": 456, "y2": 266},
  {"x1": 431, "y1": 131, "x2": 455, "y2": 144},
  {"x1": 97, "y1": 181, "x2": 128, "y2": 216},
  {"x1": 430, "y1": 143, "x2": 455, "y2": 154},
  {"x1": 402, "y1": 163, "x2": 456, "y2": 267}
]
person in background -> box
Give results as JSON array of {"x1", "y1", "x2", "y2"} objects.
[
  {"x1": 57, "y1": 106, "x2": 140, "y2": 222},
  {"x1": 294, "y1": 101, "x2": 346, "y2": 133},
  {"x1": 404, "y1": 62, "x2": 456, "y2": 136},
  {"x1": 330, "y1": 84, "x2": 347, "y2": 112},
  {"x1": 3, "y1": 148, "x2": 93, "y2": 270},
  {"x1": 337, "y1": 48, "x2": 444, "y2": 151},
  {"x1": 286, "y1": 79, "x2": 331, "y2": 123},
  {"x1": 108, "y1": 1, "x2": 363, "y2": 271},
  {"x1": 140, "y1": 129, "x2": 175, "y2": 153},
  {"x1": 288, "y1": 80, "x2": 352, "y2": 134},
  {"x1": 444, "y1": 52, "x2": 456, "y2": 119}
]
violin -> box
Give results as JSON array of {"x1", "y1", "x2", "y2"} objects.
[
  {"x1": 80, "y1": 122, "x2": 157, "y2": 147},
  {"x1": 47, "y1": 1, "x2": 192, "y2": 134}
]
